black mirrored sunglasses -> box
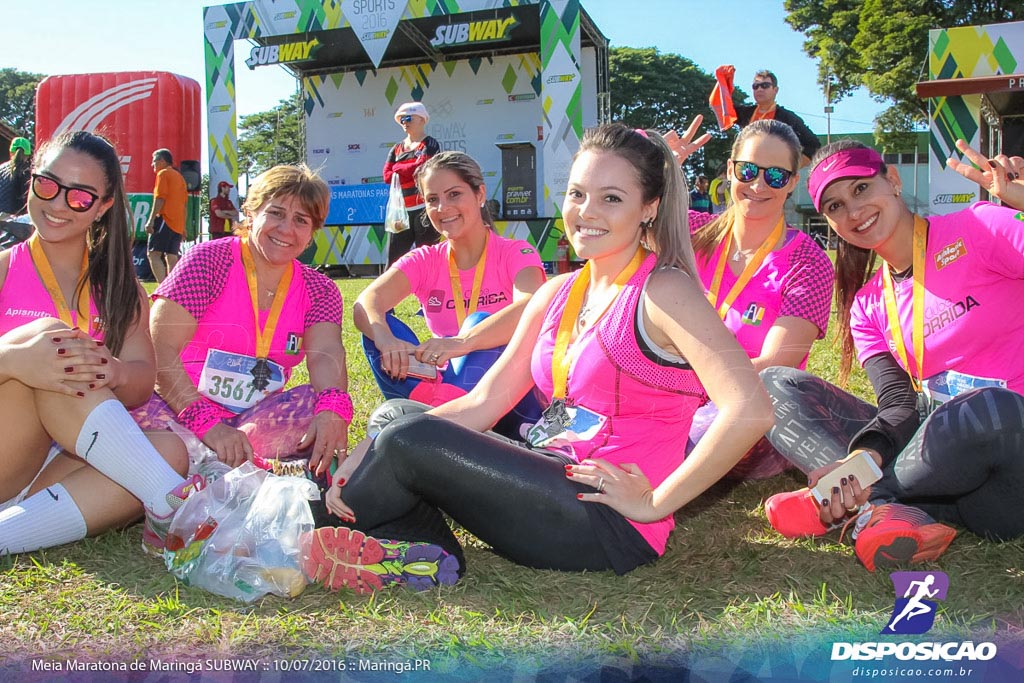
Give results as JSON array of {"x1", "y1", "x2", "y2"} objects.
[{"x1": 731, "y1": 161, "x2": 793, "y2": 189}]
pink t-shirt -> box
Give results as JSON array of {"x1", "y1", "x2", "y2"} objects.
[
  {"x1": 691, "y1": 211, "x2": 833, "y2": 369},
  {"x1": 531, "y1": 253, "x2": 708, "y2": 555},
  {"x1": 394, "y1": 234, "x2": 543, "y2": 338},
  {"x1": 0, "y1": 241, "x2": 102, "y2": 337},
  {"x1": 153, "y1": 237, "x2": 343, "y2": 386},
  {"x1": 851, "y1": 203, "x2": 1024, "y2": 393}
]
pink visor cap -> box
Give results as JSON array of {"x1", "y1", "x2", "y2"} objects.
[{"x1": 808, "y1": 147, "x2": 885, "y2": 211}]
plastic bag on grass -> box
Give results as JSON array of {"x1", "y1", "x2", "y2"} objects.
[
  {"x1": 164, "y1": 462, "x2": 319, "y2": 602},
  {"x1": 384, "y1": 173, "x2": 409, "y2": 234}
]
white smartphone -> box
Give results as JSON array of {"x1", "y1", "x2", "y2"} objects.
[
  {"x1": 405, "y1": 356, "x2": 439, "y2": 381},
  {"x1": 811, "y1": 450, "x2": 884, "y2": 502}
]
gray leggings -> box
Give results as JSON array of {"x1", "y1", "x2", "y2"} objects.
[{"x1": 761, "y1": 367, "x2": 1024, "y2": 541}]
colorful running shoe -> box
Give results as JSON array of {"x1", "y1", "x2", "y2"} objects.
[
  {"x1": 764, "y1": 488, "x2": 835, "y2": 539},
  {"x1": 853, "y1": 503, "x2": 957, "y2": 572},
  {"x1": 142, "y1": 474, "x2": 206, "y2": 557},
  {"x1": 301, "y1": 527, "x2": 460, "y2": 594}
]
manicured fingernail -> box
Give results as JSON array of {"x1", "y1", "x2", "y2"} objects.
[
  {"x1": 76, "y1": 391, "x2": 85, "y2": 397},
  {"x1": 336, "y1": 478, "x2": 346, "y2": 486},
  {"x1": 821, "y1": 499, "x2": 829, "y2": 507},
  {"x1": 100, "y1": 358, "x2": 108, "y2": 365},
  {"x1": 95, "y1": 340, "x2": 104, "y2": 346},
  {"x1": 832, "y1": 487, "x2": 840, "y2": 495},
  {"x1": 576, "y1": 493, "x2": 584, "y2": 500},
  {"x1": 57, "y1": 348, "x2": 66, "y2": 355},
  {"x1": 64, "y1": 366, "x2": 74, "y2": 373},
  {"x1": 96, "y1": 374, "x2": 105, "y2": 380},
  {"x1": 840, "y1": 478, "x2": 847, "y2": 486},
  {"x1": 52, "y1": 337, "x2": 62, "y2": 343},
  {"x1": 89, "y1": 383, "x2": 96, "y2": 389},
  {"x1": 565, "y1": 471, "x2": 573, "y2": 477},
  {"x1": 849, "y1": 474, "x2": 857, "y2": 482}
]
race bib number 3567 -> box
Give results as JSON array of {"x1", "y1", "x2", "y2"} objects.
[{"x1": 197, "y1": 349, "x2": 285, "y2": 413}]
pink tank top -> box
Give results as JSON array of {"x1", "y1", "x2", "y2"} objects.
[
  {"x1": 530, "y1": 253, "x2": 708, "y2": 554},
  {"x1": 0, "y1": 241, "x2": 102, "y2": 338}
]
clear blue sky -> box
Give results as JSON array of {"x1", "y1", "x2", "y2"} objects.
[{"x1": 5, "y1": 0, "x2": 885, "y2": 158}]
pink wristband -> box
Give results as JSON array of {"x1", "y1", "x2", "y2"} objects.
[
  {"x1": 316, "y1": 388, "x2": 354, "y2": 424},
  {"x1": 177, "y1": 398, "x2": 234, "y2": 440}
]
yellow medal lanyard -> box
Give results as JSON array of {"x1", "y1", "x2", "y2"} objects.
[
  {"x1": 880, "y1": 215, "x2": 928, "y2": 393},
  {"x1": 28, "y1": 234, "x2": 91, "y2": 333},
  {"x1": 551, "y1": 246, "x2": 646, "y2": 402},
  {"x1": 706, "y1": 216, "x2": 785, "y2": 319},
  {"x1": 240, "y1": 237, "x2": 293, "y2": 360},
  {"x1": 448, "y1": 232, "x2": 489, "y2": 327}
]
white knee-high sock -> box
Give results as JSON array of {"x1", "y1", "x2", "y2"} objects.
[
  {"x1": 0, "y1": 484, "x2": 88, "y2": 555},
  {"x1": 75, "y1": 399, "x2": 183, "y2": 516}
]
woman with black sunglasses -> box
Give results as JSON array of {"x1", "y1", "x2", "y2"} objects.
[
  {"x1": 685, "y1": 119, "x2": 834, "y2": 480},
  {"x1": 0, "y1": 131, "x2": 191, "y2": 557}
]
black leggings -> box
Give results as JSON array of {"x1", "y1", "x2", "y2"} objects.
[
  {"x1": 761, "y1": 367, "x2": 1024, "y2": 541},
  {"x1": 334, "y1": 413, "x2": 656, "y2": 574},
  {"x1": 386, "y1": 208, "x2": 440, "y2": 267}
]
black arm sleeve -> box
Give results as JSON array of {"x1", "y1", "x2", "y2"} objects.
[{"x1": 847, "y1": 352, "x2": 921, "y2": 468}]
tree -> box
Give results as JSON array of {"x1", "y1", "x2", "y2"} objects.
[
  {"x1": 785, "y1": 0, "x2": 1021, "y2": 148},
  {"x1": 609, "y1": 47, "x2": 745, "y2": 180},
  {"x1": 0, "y1": 68, "x2": 44, "y2": 142},
  {"x1": 238, "y1": 91, "x2": 304, "y2": 178}
]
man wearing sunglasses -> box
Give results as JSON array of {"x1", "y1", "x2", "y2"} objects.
[
  {"x1": 735, "y1": 70, "x2": 820, "y2": 168},
  {"x1": 0, "y1": 137, "x2": 32, "y2": 216},
  {"x1": 145, "y1": 148, "x2": 188, "y2": 282}
]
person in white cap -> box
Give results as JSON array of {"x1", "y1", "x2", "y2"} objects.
[{"x1": 383, "y1": 102, "x2": 441, "y2": 266}]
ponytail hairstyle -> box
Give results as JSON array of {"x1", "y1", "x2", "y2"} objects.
[
  {"x1": 34, "y1": 131, "x2": 140, "y2": 356},
  {"x1": 810, "y1": 138, "x2": 886, "y2": 385},
  {"x1": 576, "y1": 123, "x2": 698, "y2": 276},
  {"x1": 692, "y1": 119, "x2": 801, "y2": 260},
  {"x1": 415, "y1": 151, "x2": 495, "y2": 229}
]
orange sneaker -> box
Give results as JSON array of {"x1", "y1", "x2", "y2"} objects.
[
  {"x1": 853, "y1": 504, "x2": 957, "y2": 572},
  {"x1": 764, "y1": 488, "x2": 833, "y2": 539}
]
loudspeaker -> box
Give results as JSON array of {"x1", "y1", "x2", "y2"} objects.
[{"x1": 180, "y1": 160, "x2": 201, "y2": 192}]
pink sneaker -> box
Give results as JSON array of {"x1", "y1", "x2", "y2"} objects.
[
  {"x1": 764, "y1": 488, "x2": 833, "y2": 539},
  {"x1": 853, "y1": 503, "x2": 957, "y2": 572}
]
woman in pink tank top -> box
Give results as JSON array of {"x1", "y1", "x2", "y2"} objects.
[
  {"x1": 0, "y1": 131, "x2": 189, "y2": 558},
  {"x1": 144, "y1": 165, "x2": 353, "y2": 481},
  {"x1": 295, "y1": 124, "x2": 772, "y2": 593}
]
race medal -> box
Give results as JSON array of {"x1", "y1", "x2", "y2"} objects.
[
  {"x1": 198, "y1": 349, "x2": 286, "y2": 412},
  {"x1": 250, "y1": 358, "x2": 272, "y2": 390},
  {"x1": 543, "y1": 398, "x2": 572, "y2": 427}
]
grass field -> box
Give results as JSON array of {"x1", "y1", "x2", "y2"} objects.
[{"x1": 1, "y1": 277, "x2": 1021, "y2": 678}]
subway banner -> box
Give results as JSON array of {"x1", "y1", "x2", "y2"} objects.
[
  {"x1": 927, "y1": 21, "x2": 1024, "y2": 215},
  {"x1": 203, "y1": 0, "x2": 602, "y2": 266}
]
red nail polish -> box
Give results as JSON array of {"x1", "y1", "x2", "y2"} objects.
[
  {"x1": 89, "y1": 383, "x2": 96, "y2": 389},
  {"x1": 576, "y1": 493, "x2": 584, "y2": 500},
  {"x1": 95, "y1": 340, "x2": 104, "y2": 346},
  {"x1": 101, "y1": 358, "x2": 108, "y2": 365},
  {"x1": 52, "y1": 337, "x2": 62, "y2": 343},
  {"x1": 76, "y1": 391, "x2": 85, "y2": 397},
  {"x1": 64, "y1": 366, "x2": 74, "y2": 373},
  {"x1": 96, "y1": 374, "x2": 105, "y2": 380},
  {"x1": 57, "y1": 348, "x2": 66, "y2": 355},
  {"x1": 336, "y1": 478, "x2": 346, "y2": 486},
  {"x1": 565, "y1": 471, "x2": 573, "y2": 477},
  {"x1": 564, "y1": 464, "x2": 571, "y2": 469}
]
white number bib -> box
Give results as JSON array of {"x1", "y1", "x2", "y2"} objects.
[
  {"x1": 921, "y1": 370, "x2": 1007, "y2": 412},
  {"x1": 198, "y1": 349, "x2": 285, "y2": 413},
  {"x1": 525, "y1": 402, "x2": 607, "y2": 448}
]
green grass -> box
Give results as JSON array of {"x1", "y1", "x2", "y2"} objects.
[{"x1": 1, "y1": 278, "x2": 1021, "y2": 675}]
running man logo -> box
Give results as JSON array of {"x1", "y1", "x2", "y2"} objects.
[
  {"x1": 881, "y1": 571, "x2": 949, "y2": 635},
  {"x1": 245, "y1": 39, "x2": 320, "y2": 70},
  {"x1": 429, "y1": 16, "x2": 519, "y2": 48}
]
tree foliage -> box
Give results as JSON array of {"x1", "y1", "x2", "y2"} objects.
[
  {"x1": 238, "y1": 91, "x2": 304, "y2": 178},
  {"x1": 609, "y1": 47, "x2": 745, "y2": 180},
  {"x1": 785, "y1": 0, "x2": 1021, "y2": 147},
  {"x1": 0, "y1": 68, "x2": 44, "y2": 142}
]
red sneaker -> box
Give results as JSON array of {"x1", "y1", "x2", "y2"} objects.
[
  {"x1": 853, "y1": 504, "x2": 957, "y2": 572},
  {"x1": 301, "y1": 527, "x2": 460, "y2": 594},
  {"x1": 764, "y1": 488, "x2": 832, "y2": 539}
]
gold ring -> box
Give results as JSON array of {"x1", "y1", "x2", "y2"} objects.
[
  {"x1": 430, "y1": 353, "x2": 440, "y2": 361},
  {"x1": 597, "y1": 477, "x2": 605, "y2": 494}
]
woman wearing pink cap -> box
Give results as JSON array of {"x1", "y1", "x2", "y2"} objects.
[
  {"x1": 759, "y1": 139, "x2": 1024, "y2": 572},
  {"x1": 383, "y1": 101, "x2": 441, "y2": 266}
]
